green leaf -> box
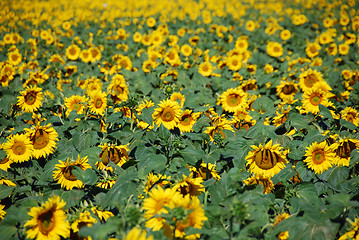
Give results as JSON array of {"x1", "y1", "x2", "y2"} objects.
[{"x1": 73, "y1": 168, "x2": 98, "y2": 185}]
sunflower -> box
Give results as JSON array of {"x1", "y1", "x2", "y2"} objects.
[
  {"x1": 8, "y1": 50, "x2": 22, "y2": 65},
  {"x1": 341, "y1": 107, "x2": 359, "y2": 126},
  {"x1": 24, "y1": 195, "x2": 70, "y2": 240},
  {"x1": 298, "y1": 69, "x2": 324, "y2": 92},
  {"x1": 170, "y1": 92, "x2": 185, "y2": 108},
  {"x1": 152, "y1": 99, "x2": 181, "y2": 130},
  {"x1": 332, "y1": 139, "x2": 359, "y2": 166},
  {"x1": 53, "y1": 155, "x2": 92, "y2": 190},
  {"x1": 235, "y1": 38, "x2": 248, "y2": 52},
  {"x1": 177, "y1": 109, "x2": 201, "y2": 133},
  {"x1": 338, "y1": 218, "x2": 359, "y2": 240},
  {"x1": 276, "y1": 80, "x2": 298, "y2": 101},
  {"x1": 266, "y1": 41, "x2": 283, "y2": 57},
  {"x1": 64, "y1": 95, "x2": 88, "y2": 117},
  {"x1": 25, "y1": 123, "x2": 59, "y2": 159},
  {"x1": 0, "y1": 157, "x2": 13, "y2": 171},
  {"x1": 0, "y1": 205, "x2": 6, "y2": 223},
  {"x1": 273, "y1": 213, "x2": 290, "y2": 240},
  {"x1": 304, "y1": 141, "x2": 335, "y2": 174},
  {"x1": 3, "y1": 133, "x2": 33, "y2": 163},
  {"x1": 97, "y1": 143, "x2": 130, "y2": 170},
  {"x1": 301, "y1": 88, "x2": 330, "y2": 114},
  {"x1": 70, "y1": 211, "x2": 97, "y2": 239},
  {"x1": 143, "y1": 173, "x2": 171, "y2": 194},
  {"x1": 240, "y1": 79, "x2": 257, "y2": 92},
  {"x1": 243, "y1": 175, "x2": 274, "y2": 194},
  {"x1": 245, "y1": 20, "x2": 256, "y2": 31},
  {"x1": 180, "y1": 44, "x2": 192, "y2": 57},
  {"x1": 125, "y1": 227, "x2": 154, "y2": 240},
  {"x1": 198, "y1": 61, "x2": 213, "y2": 77},
  {"x1": 217, "y1": 87, "x2": 248, "y2": 113},
  {"x1": 280, "y1": 29, "x2": 291, "y2": 41},
  {"x1": 91, "y1": 207, "x2": 114, "y2": 222},
  {"x1": 88, "y1": 90, "x2": 108, "y2": 116},
  {"x1": 17, "y1": 85, "x2": 43, "y2": 113},
  {"x1": 173, "y1": 173, "x2": 204, "y2": 197},
  {"x1": 204, "y1": 115, "x2": 234, "y2": 141},
  {"x1": 96, "y1": 176, "x2": 117, "y2": 189},
  {"x1": 80, "y1": 49, "x2": 92, "y2": 63},
  {"x1": 338, "y1": 43, "x2": 350, "y2": 55},
  {"x1": 305, "y1": 42, "x2": 321, "y2": 58},
  {"x1": 136, "y1": 99, "x2": 155, "y2": 115},
  {"x1": 66, "y1": 44, "x2": 81, "y2": 60},
  {"x1": 189, "y1": 162, "x2": 221, "y2": 181},
  {"x1": 89, "y1": 47, "x2": 101, "y2": 62},
  {"x1": 245, "y1": 140, "x2": 287, "y2": 178},
  {"x1": 226, "y1": 55, "x2": 242, "y2": 71},
  {"x1": 0, "y1": 177, "x2": 16, "y2": 187},
  {"x1": 164, "y1": 48, "x2": 181, "y2": 67},
  {"x1": 108, "y1": 74, "x2": 129, "y2": 104}
]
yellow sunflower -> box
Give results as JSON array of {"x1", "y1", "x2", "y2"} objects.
[
  {"x1": 107, "y1": 74, "x2": 129, "y2": 104},
  {"x1": 305, "y1": 42, "x2": 321, "y2": 58},
  {"x1": 276, "y1": 80, "x2": 299, "y2": 101},
  {"x1": 17, "y1": 85, "x2": 43, "y2": 113},
  {"x1": 0, "y1": 157, "x2": 13, "y2": 171},
  {"x1": 80, "y1": 49, "x2": 92, "y2": 63},
  {"x1": 70, "y1": 211, "x2": 97, "y2": 240},
  {"x1": 136, "y1": 99, "x2": 155, "y2": 115},
  {"x1": 170, "y1": 92, "x2": 185, "y2": 108},
  {"x1": 8, "y1": 50, "x2": 22, "y2": 65},
  {"x1": 125, "y1": 227, "x2": 153, "y2": 240},
  {"x1": 66, "y1": 44, "x2": 81, "y2": 61},
  {"x1": 338, "y1": 218, "x2": 359, "y2": 240},
  {"x1": 189, "y1": 162, "x2": 221, "y2": 181},
  {"x1": 273, "y1": 213, "x2": 291, "y2": 240},
  {"x1": 301, "y1": 88, "x2": 330, "y2": 114},
  {"x1": 88, "y1": 90, "x2": 108, "y2": 116},
  {"x1": 53, "y1": 155, "x2": 92, "y2": 190},
  {"x1": 266, "y1": 41, "x2": 283, "y2": 57},
  {"x1": 25, "y1": 123, "x2": 58, "y2": 159},
  {"x1": 226, "y1": 55, "x2": 242, "y2": 71},
  {"x1": 97, "y1": 143, "x2": 130, "y2": 170},
  {"x1": 217, "y1": 87, "x2": 248, "y2": 113},
  {"x1": 152, "y1": 99, "x2": 181, "y2": 130},
  {"x1": 173, "y1": 173, "x2": 204, "y2": 197},
  {"x1": 96, "y1": 177, "x2": 117, "y2": 189},
  {"x1": 143, "y1": 173, "x2": 171, "y2": 194},
  {"x1": 243, "y1": 175, "x2": 274, "y2": 194},
  {"x1": 245, "y1": 140, "x2": 287, "y2": 178},
  {"x1": 304, "y1": 141, "x2": 335, "y2": 174},
  {"x1": 180, "y1": 44, "x2": 193, "y2": 57},
  {"x1": 24, "y1": 195, "x2": 70, "y2": 240},
  {"x1": 0, "y1": 204, "x2": 6, "y2": 223},
  {"x1": 298, "y1": 69, "x2": 324, "y2": 92},
  {"x1": 332, "y1": 139, "x2": 359, "y2": 166},
  {"x1": 198, "y1": 61, "x2": 213, "y2": 77},
  {"x1": 204, "y1": 115, "x2": 234, "y2": 141},
  {"x1": 177, "y1": 109, "x2": 201, "y2": 133},
  {"x1": 64, "y1": 95, "x2": 88, "y2": 117},
  {"x1": 91, "y1": 207, "x2": 114, "y2": 222},
  {"x1": 3, "y1": 133, "x2": 33, "y2": 163},
  {"x1": 341, "y1": 107, "x2": 359, "y2": 126}
]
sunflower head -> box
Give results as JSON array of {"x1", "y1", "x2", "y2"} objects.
[{"x1": 304, "y1": 141, "x2": 335, "y2": 174}]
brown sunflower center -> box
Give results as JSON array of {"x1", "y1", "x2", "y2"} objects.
[
  {"x1": 69, "y1": 48, "x2": 76, "y2": 55},
  {"x1": 336, "y1": 140, "x2": 356, "y2": 158},
  {"x1": 11, "y1": 54, "x2": 18, "y2": 61},
  {"x1": 25, "y1": 92, "x2": 37, "y2": 105},
  {"x1": 304, "y1": 74, "x2": 318, "y2": 88},
  {"x1": 273, "y1": 46, "x2": 280, "y2": 53},
  {"x1": 181, "y1": 115, "x2": 193, "y2": 126},
  {"x1": 309, "y1": 95, "x2": 321, "y2": 106},
  {"x1": 202, "y1": 65, "x2": 209, "y2": 72},
  {"x1": 37, "y1": 208, "x2": 55, "y2": 234},
  {"x1": 312, "y1": 149, "x2": 325, "y2": 164},
  {"x1": 63, "y1": 166, "x2": 77, "y2": 181},
  {"x1": 95, "y1": 99, "x2": 102, "y2": 108},
  {"x1": 345, "y1": 112, "x2": 355, "y2": 123},
  {"x1": 161, "y1": 107, "x2": 175, "y2": 122},
  {"x1": 11, "y1": 142, "x2": 26, "y2": 155},
  {"x1": 226, "y1": 94, "x2": 241, "y2": 106},
  {"x1": 282, "y1": 84, "x2": 296, "y2": 95},
  {"x1": 31, "y1": 129, "x2": 50, "y2": 149},
  {"x1": 242, "y1": 83, "x2": 256, "y2": 92},
  {"x1": 114, "y1": 86, "x2": 124, "y2": 95},
  {"x1": 254, "y1": 149, "x2": 278, "y2": 170}
]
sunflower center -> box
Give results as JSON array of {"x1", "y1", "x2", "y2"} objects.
[
  {"x1": 95, "y1": 99, "x2": 102, "y2": 108},
  {"x1": 12, "y1": 54, "x2": 18, "y2": 61},
  {"x1": 70, "y1": 48, "x2": 76, "y2": 55},
  {"x1": 181, "y1": 115, "x2": 192, "y2": 126},
  {"x1": 37, "y1": 209, "x2": 55, "y2": 234},
  {"x1": 312, "y1": 150, "x2": 325, "y2": 164},
  {"x1": 25, "y1": 92, "x2": 37, "y2": 105},
  {"x1": 336, "y1": 140, "x2": 356, "y2": 158},
  {"x1": 310, "y1": 95, "x2": 321, "y2": 106},
  {"x1": 202, "y1": 65, "x2": 209, "y2": 72},
  {"x1": 72, "y1": 103, "x2": 81, "y2": 111},
  {"x1": 304, "y1": 74, "x2": 318, "y2": 88},
  {"x1": 63, "y1": 166, "x2": 77, "y2": 181},
  {"x1": 273, "y1": 46, "x2": 280, "y2": 53},
  {"x1": 12, "y1": 142, "x2": 26, "y2": 155},
  {"x1": 254, "y1": 149, "x2": 278, "y2": 170},
  {"x1": 227, "y1": 94, "x2": 240, "y2": 106},
  {"x1": 161, "y1": 107, "x2": 175, "y2": 122},
  {"x1": 282, "y1": 84, "x2": 295, "y2": 95},
  {"x1": 242, "y1": 83, "x2": 256, "y2": 92},
  {"x1": 31, "y1": 129, "x2": 50, "y2": 149}
]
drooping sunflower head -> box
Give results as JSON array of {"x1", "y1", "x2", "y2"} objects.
[
  {"x1": 304, "y1": 141, "x2": 335, "y2": 174},
  {"x1": 245, "y1": 140, "x2": 287, "y2": 178},
  {"x1": 243, "y1": 175, "x2": 274, "y2": 194},
  {"x1": 173, "y1": 173, "x2": 204, "y2": 197},
  {"x1": 332, "y1": 138, "x2": 359, "y2": 166},
  {"x1": 276, "y1": 80, "x2": 298, "y2": 101},
  {"x1": 3, "y1": 133, "x2": 33, "y2": 163},
  {"x1": 98, "y1": 143, "x2": 130, "y2": 168},
  {"x1": 152, "y1": 99, "x2": 181, "y2": 130},
  {"x1": 17, "y1": 85, "x2": 43, "y2": 113},
  {"x1": 189, "y1": 162, "x2": 221, "y2": 181}
]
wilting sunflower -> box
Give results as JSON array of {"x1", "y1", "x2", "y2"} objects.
[
  {"x1": 97, "y1": 143, "x2": 130, "y2": 170},
  {"x1": 3, "y1": 133, "x2": 33, "y2": 163},
  {"x1": 243, "y1": 175, "x2": 274, "y2": 194},
  {"x1": 338, "y1": 218, "x2": 359, "y2": 240},
  {"x1": 70, "y1": 211, "x2": 97, "y2": 239},
  {"x1": 332, "y1": 139, "x2": 359, "y2": 166},
  {"x1": 25, "y1": 123, "x2": 59, "y2": 159},
  {"x1": 304, "y1": 141, "x2": 335, "y2": 174},
  {"x1": 125, "y1": 227, "x2": 153, "y2": 240},
  {"x1": 64, "y1": 95, "x2": 88, "y2": 117},
  {"x1": 276, "y1": 80, "x2": 298, "y2": 101},
  {"x1": 301, "y1": 88, "x2": 330, "y2": 114},
  {"x1": 88, "y1": 90, "x2": 108, "y2": 116},
  {"x1": 177, "y1": 109, "x2": 201, "y2": 133},
  {"x1": 17, "y1": 85, "x2": 43, "y2": 113},
  {"x1": 298, "y1": 69, "x2": 324, "y2": 92},
  {"x1": 143, "y1": 173, "x2": 171, "y2": 194},
  {"x1": 53, "y1": 155, "x2": 92, "y2": 190},
  {"x1": 152, "y1": 99, "x2": 181, "y2": 130},
  {"x1": 340, "y1": 107, "x2": 359, "y2": 126},
  {"x1": 217, "y1": 88, "x2": 248, "y2": 113},
  {"x1": 173, "y1": 173, "x2": 204, "y2": 197},
  {"x1": 245, "y1": 140, "x2": 287, "y2": 178},
  {"x1": 24, "y1": 195, "x2": 70, "y2": 240}
]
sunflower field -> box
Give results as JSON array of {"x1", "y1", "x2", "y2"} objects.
[{"x1": 1, "y1": 0, "x2": 359, "y2": 239}]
